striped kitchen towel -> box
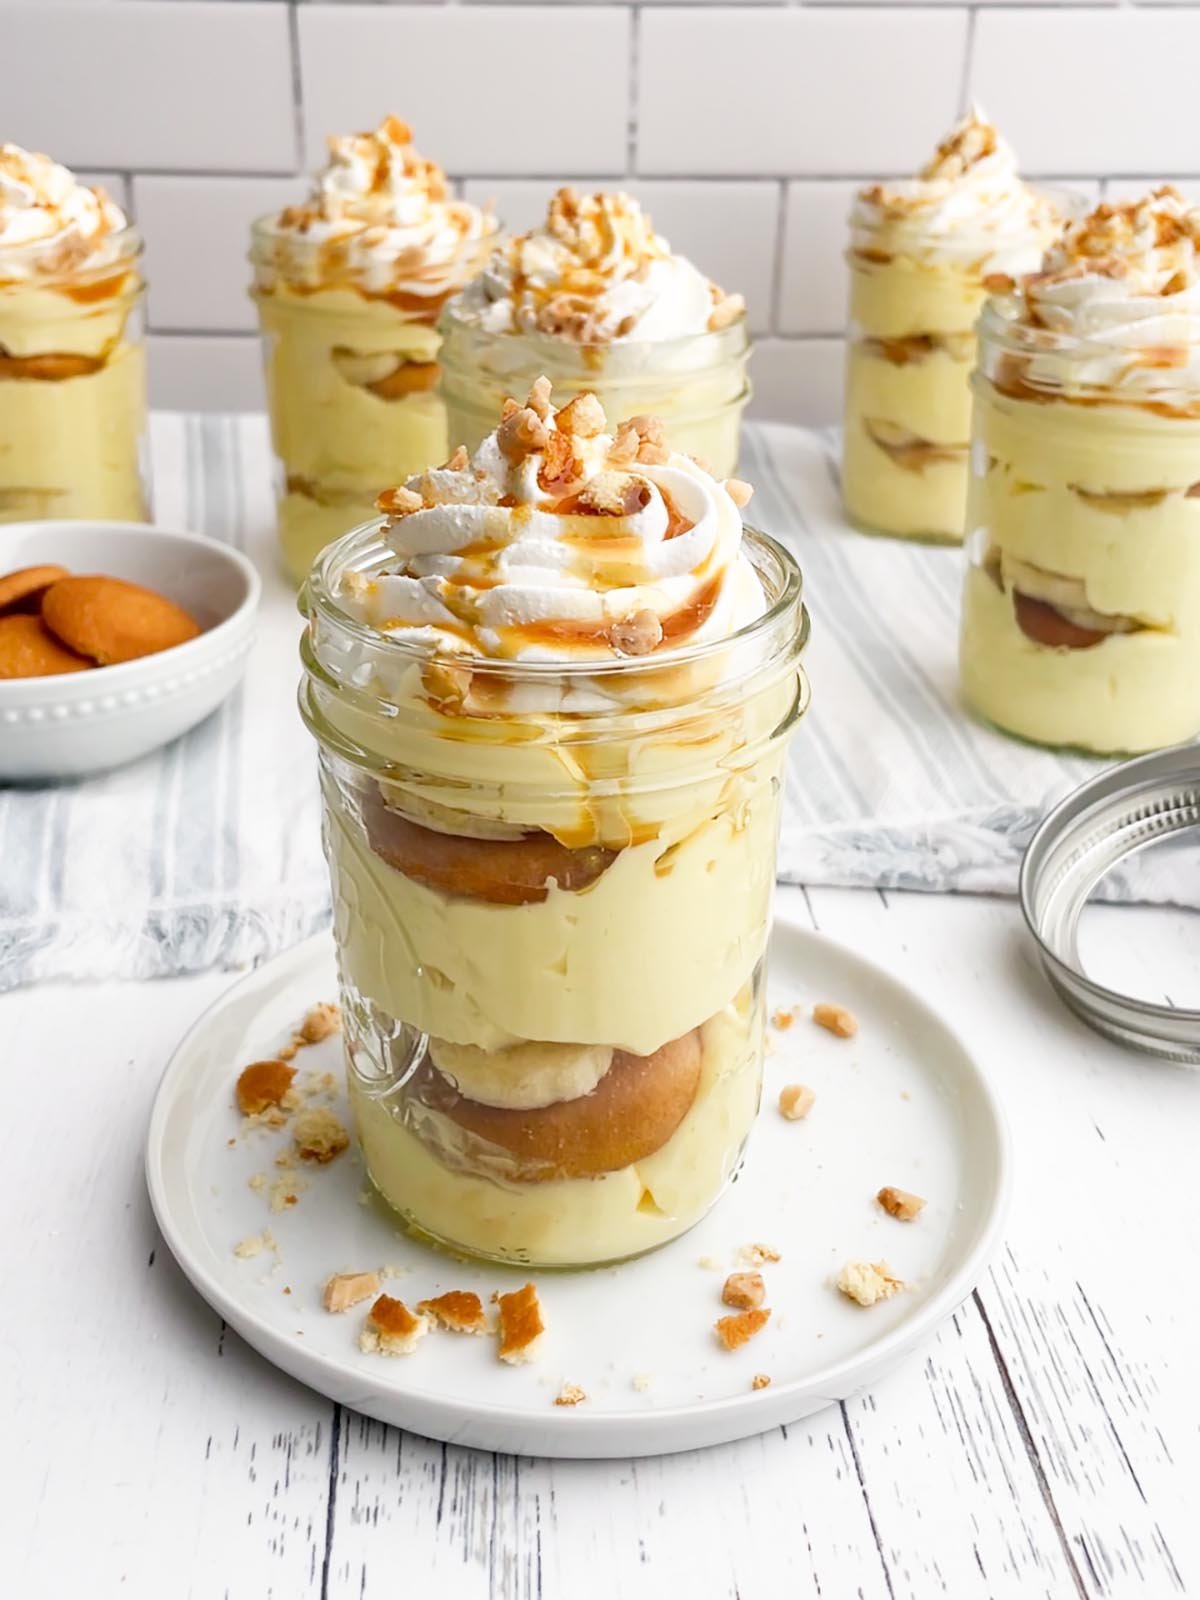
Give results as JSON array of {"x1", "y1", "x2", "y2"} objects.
[{"x1": 1, "y1": 412, "x2": 1191, "y2": 990}]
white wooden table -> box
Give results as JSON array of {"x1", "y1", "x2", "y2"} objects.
[{"x1": 5, "y1": 882, "x2": 1199, "y2": 1600}]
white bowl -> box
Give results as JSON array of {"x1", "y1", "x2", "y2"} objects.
[{"x1": 0, "y1": 520, "x2": 260, "y2": 781}]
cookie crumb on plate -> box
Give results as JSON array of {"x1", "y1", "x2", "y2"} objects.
[
  {"x1": 738, "y1": 1242, "x2": 781, "y2": 1267},
  {"x1": 778, "y1": 1083, "x2": 815, "y2": 1121},
  {"x1": 359, "y1": 1295, "x2": 430, "y2": 1356},
  {"x1": 715, "y1": 1308, "x2": 770, "y2": 1350},
  {"x1": 293, "y1": 1107, "x2": 350, "y2": 1164},
  {"x1": 836, "y1": 1260, "x2": 904, "y2": 1307},
  {"x1": 417, "y1": 1290, "x2": 488, "y2": 1334},
  {"x1": 877, "y1": 1186, "x2": 926, "y2": 1221},
  {"x1": 722, "y1": 1271, "x2": 765, "y2": 1311},
  {"x1": 554, "y1": 1382, "x2": 587, "y2": 1407},
  {"x1": 495, "y1": 1282, "x2": 545, "y2": 1365},
  {"x1": 751, "y1": 1374, "x2": 772, "y2": 1391},
  {"x1": 812, "y1": 1002, "x2": 857, "y2": 1039},
  {"x1": 322, "y1": 1270, "x2": 381, "y2": 1313},
  {"x1": 235, "y1": 1059, "x2": 296, "y2": 1116}
]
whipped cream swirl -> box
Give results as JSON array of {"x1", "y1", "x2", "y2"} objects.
[
  {"x1": 1004, "y1": 188, "x2": 1200, "y2": 405},
  {"x1": 851, "y1": 109, "x2": 1060, "y2": 276},
  {"x1": 451, "y1": 188, "x2": 743, "y2": 344},
  {"x1": 256, "y1": 117, "x2": 495, "y2": 300},
  {"x1": 339, "y1": 381, "x2": 764, "y2": 677},
  {"x1": 0, "y1": 144, "x2": 129, "y2": 278}
]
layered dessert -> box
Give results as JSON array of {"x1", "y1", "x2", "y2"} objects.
[
  {"x1": 961, "y1": 188, "x2": 1200, "y2": 752},
  {"x1": 300, "y1": 379, "x2": 807, "y2": 1267},
  {"x1": 439, "y1": 188, "x2": 750, "y2": 476},
  {"x1": 0, "y1": 144, "x2": 147, "y2": 523},
  {"x1": 843, "y1": 110, "x2": 1063, "y2": 541},
  {"x1": 251, "y1": 117, "x2": 498, "y2": 583}
]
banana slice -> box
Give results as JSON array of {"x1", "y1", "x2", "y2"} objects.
[
  {"x1": 331, "y1": 347, "x2": 403, "y2": 387},
  {"x1": 427, "y1": 1037, "x2": 614, "y2": 1111},
  {"x1": 1001, "y1": 553, "x2": 1136, "y2": 633},
  {"x1": 376, "y1": 784, "x2": 532, "y2": 841}
]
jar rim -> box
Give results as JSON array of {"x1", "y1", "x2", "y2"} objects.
[
  {"x1": 303, "y1": 516, "x2": 805, "y2": 693},
  {"x1": 438, "y1": 293, "x2": 749, "y2": 359}
]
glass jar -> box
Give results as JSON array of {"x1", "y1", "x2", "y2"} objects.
[
  {"x1": 250, "y1": 221, "x2": 494, "y2": 586},
  {"x1": 0, "y1": 228, "x2": 148, "y2": 524},
  {"x1": 960, "y1": 300, "x2": 1200, "y2": 754},
  {"x1": 299, "y1": 520, "x2": 808, "y2": 1268},
  {"x1": 842, "y1": 209, "x2": 1059, "y2": 543},
  {"x1": 438, "y1": 307, "x2": 752, "y2": 477}
]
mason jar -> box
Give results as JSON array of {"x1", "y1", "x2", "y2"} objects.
[
  {"x1": 299, "y1": 518, "x2": 808, "y2": 1268},
  {"x1": 960, "y1": 297, "x2": 1200, "y2": 753},
  {"x1": 0, "y1": 227, "x2": 148, "y2": 523},
  {"x1": 842, "y1": 207, "x2": 1060, "y2": 543},
  {"x1": 439, "y1": 307, "x2": 752, "y2": 476},
  {"x1": 250, "y1": 221, "x2": 495, "y2": 586}
]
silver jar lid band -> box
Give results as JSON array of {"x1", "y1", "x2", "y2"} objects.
[{"x1": 1020, "y1": 745, "x2": 1200, "y2": 1062}]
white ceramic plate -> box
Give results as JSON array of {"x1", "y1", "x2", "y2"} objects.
[
  {"x1": 147, "y1": 917, "x2": 1011, "y2": 1458},
  {"x1": 0, "y1": 520, "x2": 259, "y2": 780}
]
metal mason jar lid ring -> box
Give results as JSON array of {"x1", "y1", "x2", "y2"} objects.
[{"x1": 1019, "y1": 745, "x2": 1200, "y2": 1063}]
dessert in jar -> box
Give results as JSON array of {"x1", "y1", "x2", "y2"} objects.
[
  {"x1": 250, "y1": 117, "x2": 498, "y2": 585},
  {"x1": 961, "y1": 189, "x2": 1200, "y2": 754},
  {"x1": 843, "y1": 110, "x2": 1063, "y2": 542},
  {"x1": 0, "y1": 144, "x2": 148, "y2": 524},
  {"x1": 300, "y1": 378, "x2": 808, "y2": 1268},
  {"x1": 439, "y1": 188, "x2": 750, "y2": 477}
]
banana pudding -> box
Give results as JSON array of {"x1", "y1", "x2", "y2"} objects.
[
  {"x1": 251, "y1": 117, "x2": 497, "y2": 584},
  {"x1": 0, "y1": 144, "x2": 147, "y2": 523},
  {"x1": 440, "y1": 189, "x2": 750, "y2": 477},
  {"x1": 961, "y1": 189, "x2": 1200, "y2": 752},
  {"x1": 300, "y1": 380, "x2": 808, "y2": 1267},
  {"x1": 843, "y1": 110, "x2": 1063, "y2": 541}
]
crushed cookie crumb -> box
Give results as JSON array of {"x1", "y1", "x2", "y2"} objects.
[
  {"x1": 697, "y1": 1255, "x2": 721, "y2": 1271},
  {"x1": 293, "y1": 1107, "x2": 350, "y2": 1164},
  {"x1": 770, "y1": 1007, "x2": 797, "y2": 1031},
  {"x1": 877, "y1": 1186, "x2": 926, "y2": 1222},
  {"x1": 813, "y1": 1002, "x2": 858, "y2": 1039},
  {"x1": 277, "y1": 1041, "x2": 298, "y2": 1063},
  {"x1": 715, "y1": 1308, "x2": 770, "y2": 1351},
  {"x1": 778, "y1": 1083, "x2": 816, "y2": 1121},
  {"x1": 299, "y1": 1002, "x2": 341, "y2": 1044},
  {"x1": 235, "y1": 1059, "x2": 297, "y2": 1117},
  {"x1": 269, "y1": 1172, "x2": 309, "y2": 1213},
  {"x1": 722, "y1": 1271, "x2": 765, "y2": 1311},
  {"x1": 632, "y1": 1374, "x2": 654, "y2": 1392},
  {"x1": 739, "y1": 1243, "x2": 781, "y2": 1267},
  {"x1": 323, "y1": 1270, "x2": 381, "y2": 1314},
  {"x1": 248, "y1": 1172, "x2": 268, "y2": 1192},
  {"x1": 554, "y1": 1382, "x2": 587, "y2": 1408},
  {"x1": 495, "y1": 1282, "x2": 545, "y2": 1365},
  {"x1": 417, "y1": 1290, "x2": 488, "y2": 1335},
  {"x1": 234, "y1": 1229, "x2": 277, "y2": 1260},
  {"x1": 836, "y1": 1260, "x2": 904, "y2": 1308},
  {"x1": 359, "y1": 1294, "x2": 431, "y2": 1356},
  {"x1": 751, "y1": 1373, "x2": 772, "y2": 1391}
]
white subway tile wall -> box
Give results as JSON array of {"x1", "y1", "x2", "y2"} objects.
[{"x1": 1, "y1": 0, "x2": 1189, "y2": 421}]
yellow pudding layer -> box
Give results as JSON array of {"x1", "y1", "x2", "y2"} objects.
[
  {"x1": 0, "y1": 283, "x2": 146, "y2": 523},
  {"x1": 843, "y1": 259, "x2": 986, "y2": 542},
  {"x1": 256, "y1": 285, "x2": 449, "y2": 582},
  {"x1": 960, "y1": 384, "x2": 1200, "y2": 751},
  {"x1": 842, "y1": 340, "x2": 971, "y2": 539},
  {"x1": 350, "y1": 992, "x2": 761, "y2": 1267},
  {"x1": 326, "y1": 772, "x2": 778, "y2": 1057},
  {"x1": 960, "y1": 564, "x2": 1200, "y2": 751}
]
